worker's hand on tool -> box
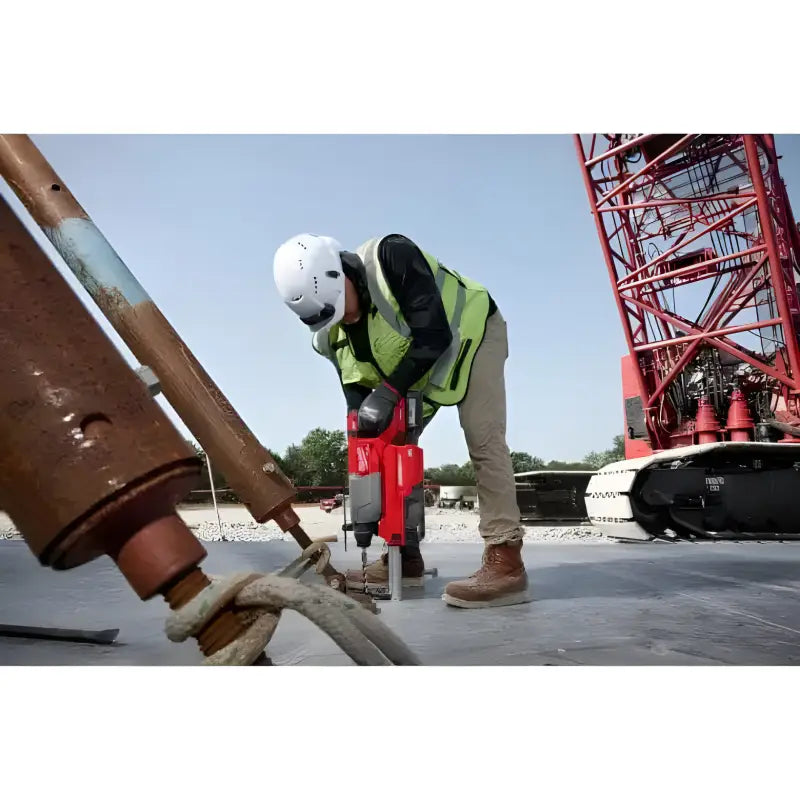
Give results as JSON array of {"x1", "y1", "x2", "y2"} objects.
[{"x1": 358, "y1": 382, "x2": 399, "y2": 435}]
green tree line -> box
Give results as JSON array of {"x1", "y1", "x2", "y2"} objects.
[{"x1": 184, "y1": 431, "x2": 625, "y2": 502}]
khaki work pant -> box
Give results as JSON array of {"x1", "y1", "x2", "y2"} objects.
[{"x1": 457, "y1": 310, "x2": 525, "y2": 545}]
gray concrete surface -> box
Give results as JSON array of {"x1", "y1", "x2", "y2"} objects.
[{"x1": 2, "y1": 539, "x2": 800, "y2": 665}]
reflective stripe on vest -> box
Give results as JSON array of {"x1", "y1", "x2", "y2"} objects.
[
  {"x1": 430, "y1": 276, "x2": 466, "y2": 387},
  {"x1": 312, "y1": 329, "x2": 333, "y2": 360},
  {"x1": 357, "y1": 238, "x2": 411, "y2": 339}
]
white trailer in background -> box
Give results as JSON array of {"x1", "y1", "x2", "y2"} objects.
[{"x1": 438, "y1": 486, "x2": 478, "y2": 510}]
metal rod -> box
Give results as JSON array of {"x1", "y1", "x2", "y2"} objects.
[
  {"x1": 595, "y1": 134, "x2": 696, "y2": 208},
  {"x1": 645, "y1": 256, "x2": 770, "y2": 406},
  {"x1": 621, "y1": 291, "x2": 793, "y2": 385},
  {"x1": 719, "y1": 278, "x2": 771, "y2": 327},
  {"x1": 711, "y1": 335, "x2": 796, "y2": 387},
  {"x1": 388, "y1": 546, "x2": 402, "y2": 602},
  {"x1": 633, "y1": 316, "x2": 783, "y2": 351},
  {"x1": 0, "y1": 624, "x2": 119, "y2": 645},
  {"x1": 780, "y1": 176, "x2": 800, "y2": 274},
  {"x1": 205, "y1": 452, "x2": 224, "y2": 539},
  {"x1": 635, "y1": 316, "x2": 792, "y2": 388},
  {"x1": 583, "y1": 134, "x2": 657, "y2": 168},
  {"x1": 595, "y1": 192, "x2": 756, "y2": 212},
  {"x1": 636, "y1": 265, "x2": 744, "y2": 295},
  {"x1": 769, "y1": 420, "x2": 800, "y2": 437},
  {"x1": 622, "y1": 247, "x2": 766, "y2": 292},
  {"x1": 701, "y1": 255, "x2": 769, "y2": 327},
  {"x1": 743, "y1": 135, "x2": 800, "y2": 389},
  {"x1": 574, "y1": 134, "x2": 657, "y2": 443},
  {"x1": 615, "y1": 182, "x2": 674, "y2": 344},
  {"x1": 342, "y1": 490, "x2": 348, "y2": 552},
  {"x1": 618, "y1": 198, "x2": 759, "y2": 286},
  {"x1": 0, "y1": 135, "x2": 345, "y2": 584}
]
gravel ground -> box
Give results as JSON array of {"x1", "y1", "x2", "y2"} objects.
[
  {"x1": 181, "y1": 505, "x2": 610, "y2": 544},
  {"x1": 0, "y1": 505, "x2": 609, "y2": 544}
]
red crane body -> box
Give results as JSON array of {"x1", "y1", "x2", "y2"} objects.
[{"x1": 574, "y1": 135, "x2": 800, "y2": 541}]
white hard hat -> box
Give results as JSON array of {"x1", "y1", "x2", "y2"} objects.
[{"x1": 273, "y1": 233, "x2": 345, "y2": 333}]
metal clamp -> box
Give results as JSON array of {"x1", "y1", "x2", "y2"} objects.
[{"x1": 136, "y1": 365, "x2": 161, "y2": 397}]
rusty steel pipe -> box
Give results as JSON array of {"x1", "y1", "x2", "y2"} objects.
[
  {"x1": 0, "y1": 133, "x2": 296, "y2": 527},
  {"x1": 0, "y1": 193, "x2": 249, "y2": 658},
  {"x1": 0, "y1": 135, "x2": 344, "y2": 584}
]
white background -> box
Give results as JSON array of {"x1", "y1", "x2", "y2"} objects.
[{"x1": 3, "y1": 1, "x2": 799, "y2": 798}]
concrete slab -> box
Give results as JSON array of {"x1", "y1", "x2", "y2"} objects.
[{"x1": 2, "y1": 539, "x2": 800, "y2": 665}]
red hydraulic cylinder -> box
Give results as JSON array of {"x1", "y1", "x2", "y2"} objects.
[
  {"x1": 695, "y1": 398, "x2": 721, "y2": 444},
  {"x1": 726, "y1": 390, "x2": 754, "y2": 442}
]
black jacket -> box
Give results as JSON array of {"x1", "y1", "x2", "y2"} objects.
[{"x1": 338, "y1": 234, "x2": 495, "y2": 411}]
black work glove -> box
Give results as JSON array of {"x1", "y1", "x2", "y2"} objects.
[{"x1": 357, "y1": 382, "x2": 400, "y2": 435}]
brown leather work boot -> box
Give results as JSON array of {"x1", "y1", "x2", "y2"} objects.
[
  {"x1": 442, "y1": 540, "x2": 531, "y2": 608},
  {"x1": 345, "y1": 546, "x2": 425, "y2": 592}
]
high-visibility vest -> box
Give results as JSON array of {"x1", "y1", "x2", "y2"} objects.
[{"x1": 313, "y1": 236, "x2": 491, "y2": 412}]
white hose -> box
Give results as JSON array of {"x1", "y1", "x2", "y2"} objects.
[{"x1": 164, "y1": 543, "x2": 420, "y2": 666}]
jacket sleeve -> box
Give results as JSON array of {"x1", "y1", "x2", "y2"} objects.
[
  {"x1": 329, "y1": 355, "x2": 371, "y2": 412},
  {"x1": 377, "y1": 234, "x2": 453, "y2": 395},
  {"x1": 342, "y1": 380, "x2": 371, "y2": 412}
]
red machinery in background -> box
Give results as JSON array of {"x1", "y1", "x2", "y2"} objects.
[{"x1": 575, "y1": 134, "x2": 800, "y2": 541}]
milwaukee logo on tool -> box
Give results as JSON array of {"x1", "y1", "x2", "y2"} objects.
[{"x1": 356, "y1": 446, "x2": 370, "y2": 474}]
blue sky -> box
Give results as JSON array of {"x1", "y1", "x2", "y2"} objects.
[{"x1": 4, "y1": 134, "x2": 800, "y2": 467}]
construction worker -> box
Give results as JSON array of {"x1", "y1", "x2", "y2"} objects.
[{"x1": 273, "y1": 233, "x2": 531, "y2": 608}]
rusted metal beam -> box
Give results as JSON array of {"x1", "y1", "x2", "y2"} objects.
[
  {"x1": 0, "y1": 192, "x2": 201, "y2": 581},
  {"x1": 0, "y1": 192, "x2": 250, "y2": 658},
  {"x1": 0, "y1": 134, "x2": 343, "y2": 585}
]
